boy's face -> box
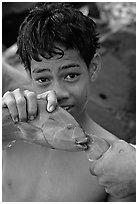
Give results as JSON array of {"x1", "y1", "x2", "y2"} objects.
[{"x1": 31, "y1": 48, "x2": 93, "y2": 122}]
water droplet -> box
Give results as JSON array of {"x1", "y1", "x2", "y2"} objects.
[
  {"x1": 7, "y1": 140, "x2": 16, "y2": 148},
  {"x1": 23, "y1": 140, "x2": 34, "y2": 145}
]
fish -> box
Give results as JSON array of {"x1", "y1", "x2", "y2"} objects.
[
  {"x1": 2, "y1": 99, "x2": 89, "y2": 151},
  {"x1": 3, "y1": 99, "x2": 110, "y2": 158}
]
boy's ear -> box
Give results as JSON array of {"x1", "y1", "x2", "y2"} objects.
[{"x1": 89, "y1": 53, "x2": 101, "y2": 82}]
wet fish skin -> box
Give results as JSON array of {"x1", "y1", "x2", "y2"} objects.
[{"x1": 2, "y1": 100, "x2": 88, "y2": 151}]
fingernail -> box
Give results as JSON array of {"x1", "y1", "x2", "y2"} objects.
[
  {"x1": 14, "y1": 118, "x2": 19, "y2": 123},
  {"x1": 37, "y1": 95, "x2": 41, "y2": 99},
  {"x1": 48, "y1": 105, "x2": 54, "y2": 112},
  {"x1": 87, "y1": 155, "x2": 95, "y2": 162},
  {"x1": 29, "y1": 115, "x2": 35, "y2": 120}
]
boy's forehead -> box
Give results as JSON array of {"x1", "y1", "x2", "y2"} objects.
[{"x1": 31, "y1": 49, "x2": 83, "y2": 69}]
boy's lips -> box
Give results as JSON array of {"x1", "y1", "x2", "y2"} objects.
[{"x1": 60, "y1": 105, "x2": 74, "y2": 112}]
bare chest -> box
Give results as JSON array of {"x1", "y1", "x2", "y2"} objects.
[{"x1": 3, "y1": 141, "x2": 106, "y2": 202}]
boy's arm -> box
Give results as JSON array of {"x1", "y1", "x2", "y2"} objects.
[{"x1": 87, "y1": 121, "x2": 136, "y2": 200}]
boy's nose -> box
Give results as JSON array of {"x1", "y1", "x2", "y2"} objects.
[{"x1": 52, "y1": 82, "x2": 70, "y2": 102}]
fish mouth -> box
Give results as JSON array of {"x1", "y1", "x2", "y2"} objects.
[
  {"x1": 75, "y1": 137, "x2": 89, "y2": 151},
  {"x1": 76, "y1": 143, "x2": 88, "y2": 150}
]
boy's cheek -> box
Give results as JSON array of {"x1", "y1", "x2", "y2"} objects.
[
  {"x1": 76, "y1": 95, "x2": 89, "y2": 111},
  {"x1": 74, "y1": 86, "x2": 90, "y2": 111},
  {"x1": 31, "y1": 83, "x2": 48, "y2": 95},
  {"x1": 76, "y1": 82, "x2": 90, "y2": 100}
]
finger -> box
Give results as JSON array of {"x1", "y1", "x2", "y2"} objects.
[
  {"x1": 96, "y1": 131, "x2": 119, "y2": 146},
  {"x1": 47, "y1": 91, "x2": 57, "y2": 112},
  {"x1": 37, "y1": 91, "x2": 49, "y2": 100},
  {"x1": 89, "y1": 159, "x2": 104, "y2": 176},
  {"x1": 104, "y1": 186, "x2": 121, "y2": 198},
  {"x1": 105, "y1": 184, "x2": 136, "y2": 198},
  {"x1": 86, "y1": 134, "x2": 110, "y2": 161},
  {"x1": 24, "y1": 90, "x2": 37, "y2": 120},
  {"x1": 105, "y1": 187, "x2": 111, "y2": 195},
  {"x1": 89, "y1": 145, "x2": 115, "y2": 176},
  {"x1": 89, "y1": 161, "x2": 97, "y2": 176},
  {"x1": 2, "y1": 91, "x2": 19, "y2": 122},
  {"x1": 37, "y1": 90, "x2": 57, "y2": 112},
  {"x1": 98, "y1": 175, "x2": 114, "y2": 187},
  {"x1": 13, "y1": 89, "x2": 27, "y2": 122}
]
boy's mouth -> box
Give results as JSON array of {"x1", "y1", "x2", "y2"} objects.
[{"x1": 60, "y1": 105, "x2": 74, "y2": 112}]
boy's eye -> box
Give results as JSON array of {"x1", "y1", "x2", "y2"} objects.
[
  {"x1": 36, "y1": 77, "x2": 50, "y2": 84},
  {"x1": 65, "y1": 73, "x2": 80, "y2": 81}
]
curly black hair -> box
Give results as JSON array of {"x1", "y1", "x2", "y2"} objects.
[{"x1": 17, "y1": 2, "x2": 100, "y2": 73}]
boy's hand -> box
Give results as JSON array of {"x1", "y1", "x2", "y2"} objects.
[
  {"x1": 2, "y1": 89, "x2": 57, "y2": 123},
  {"x1": 88, "y1": 136, "x2": 136, "y2": 199}
]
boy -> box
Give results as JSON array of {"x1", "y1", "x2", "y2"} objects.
[{"x1": 2, "y1": 3, "x2": 135, "y2": 201}]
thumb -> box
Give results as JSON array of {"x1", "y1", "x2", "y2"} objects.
[
  {"x1": 86, "y1": 132, "x2": 119, "y2": 161},
  {"x1": 37, "y1": 90, "x2": 57, "y2": 112}
]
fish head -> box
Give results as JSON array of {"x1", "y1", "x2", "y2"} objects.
[{"x1": 33, "y1": 100, "x2": 89, "y2": 151}]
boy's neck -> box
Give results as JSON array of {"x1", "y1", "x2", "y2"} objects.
[
  {"x1": 77, "y1": 111, "x2": 93, "y2": 134},
  {"x1": 79, "y1": 111, "x2": 116, "y2": 140}
]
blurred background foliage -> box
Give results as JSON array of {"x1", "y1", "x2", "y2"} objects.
[
  {"x1": 2, "y1": 2, "x2": 136, "y2": 49},
  {"x1": 2, "y1": 2, "x2": 136, "y2": 144}
]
